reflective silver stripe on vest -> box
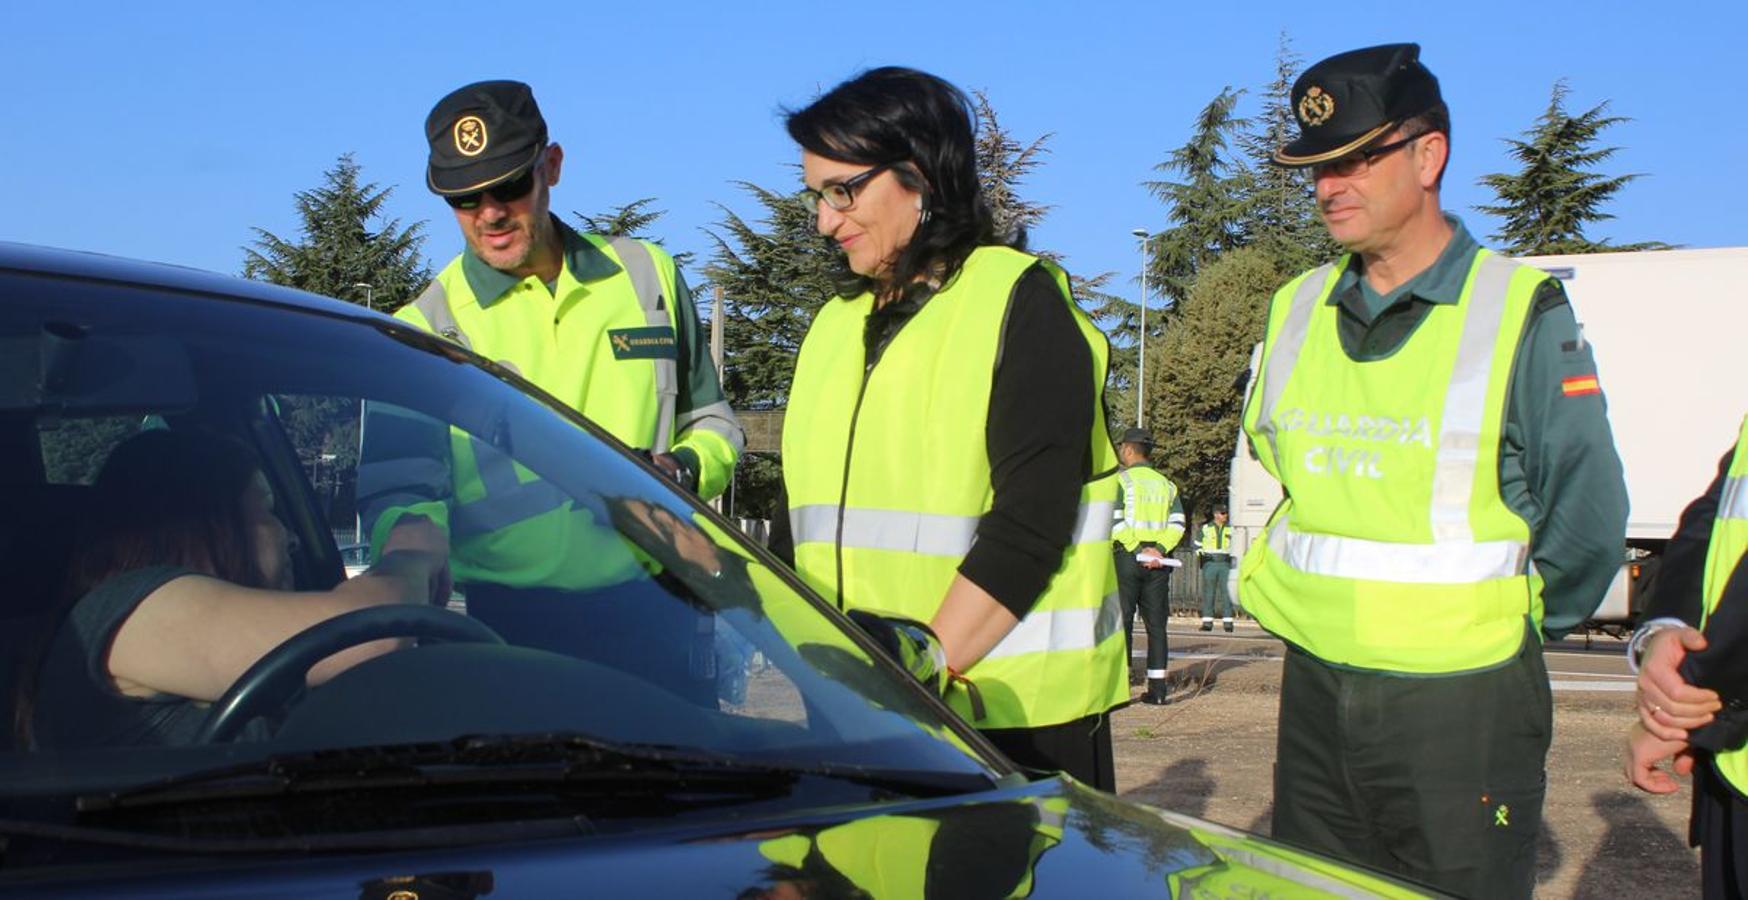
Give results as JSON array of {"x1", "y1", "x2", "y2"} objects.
[
  {"x1": 450, "y1": 436, "x2": 570, "y2": 539},
  {"x1": 791, "y1": 501, "x2": 1115, "y2": 557},
  {"x1": 1253, "y1": 263, "x2": 1338, "y2": 453},
  {"x1": 675, "y1": 399, "x2": 747, "y2": 453},
  {"x1": 982, "y1": 590, "x2": 1123, "y2": 661},
  {"x1": 1430, "y1": 252, "x2": 1520, "y2": 542},
  {"x1": 1722, "y1": 475, "x2": 1748, "y2": 521},
  {"x1": 606, "y1": 236, "x2": 679, "y2": 452},
  {"x1": 410, "y1": 280, "x2": 471, "y2": 350},
  {"x1": 1267, "y1": 514, "x2": 1529, "y2": 584}
]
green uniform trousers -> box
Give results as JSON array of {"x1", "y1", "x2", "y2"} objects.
[
  {"x1": 1271, "y1": 623, "x2": 1551, "y2": 898},
  {"x1": 1199, "y1": 558, "x2": 1232, "y2": 619}
]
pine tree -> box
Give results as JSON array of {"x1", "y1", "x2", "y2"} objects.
[
  {"x1": 573, "y1": 198, "x2": 695, "y2": 268},
  {"x1": 974, "y1": 90, "x2": 1054, "y2": 246},
  {"x1": 1237, "y1": 35, "x2": 1337, "y2": 272},
  {"x1": 1146, "y1": 246, "x2": 1287, "y2": 516},
  {"x1": 703, "y1": 180, "x2": 843, "y2": 516},
  {"x1": 242, "y1": 153, "x2": 429, "y2": 310},
  {"x1": 242, "y1": 154, "x2": 432, "y2": 529},
  {"x1": 1143, "y1": 88, "x2": 1253, "y2": 307},
  {"x1": 1477, "y1": 81, "x2": 1668, "y2": 255},
  {"x1": 971, "y1": 90, "x2": 1132, "y2": 430}
]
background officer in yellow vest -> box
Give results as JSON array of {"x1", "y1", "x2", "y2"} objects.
[
  {"x1": 1240, "y1": 44, "x2": 1626, "y2": 896},
  {"x1": 1195, "y1": 505, "x2": 1234, "y2": 632},
  {"x1": 780, "y1": 67, "x2": 1125, "y2": 789},
  {"x1": 1111, "y1": 427, "x2": 1184, "y2": 704},
  {"x1": 1627, "y1": 422, "x2": 1748, "y2": 898}
]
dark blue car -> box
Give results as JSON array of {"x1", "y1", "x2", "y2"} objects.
[{"x1": 0, "y1": 244, "x2": 1436, "y2": 897}]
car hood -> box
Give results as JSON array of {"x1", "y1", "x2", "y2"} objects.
[{"x1": 4, "y1": 778, "x2": 1435, "y2": 898}]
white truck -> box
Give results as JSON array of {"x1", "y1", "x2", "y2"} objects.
[{"x1": 1226, "y1": 246, "x2": 1748, "y2": 625}]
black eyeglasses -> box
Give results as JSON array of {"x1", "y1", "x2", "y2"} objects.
[
  {"x1": 799, "y1": 163, "x2": 894, "y2": 212},
  {"x1": 1311, "y1": 131, "x2": 1428, "y2": 180},
  {"x1": 444, "y1": 159, "x2": 542, "y2": 210}
]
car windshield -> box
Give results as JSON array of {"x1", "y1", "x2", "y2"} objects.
[{"x1": 0, "y1": 261, "x2": 996, "y2": 807}]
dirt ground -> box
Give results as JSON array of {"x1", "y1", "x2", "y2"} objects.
[{"x1": 1112, "y1": 630, "x2": 1700, "y2": 898}]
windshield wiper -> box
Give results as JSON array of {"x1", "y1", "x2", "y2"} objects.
[
  {"x1": 77, "y1": 733, "x2": 781, "y2": 812},
  {"x1": 77, "y1": 732, "x2": 990, "y2": 813}
]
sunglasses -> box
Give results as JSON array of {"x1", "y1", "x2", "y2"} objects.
[
  {"x1": 799, "y1": 163, "x2": 894, "y2": 212},
  {"x1": 444, "y1": 161, "x2": 542, "y2": 210}
]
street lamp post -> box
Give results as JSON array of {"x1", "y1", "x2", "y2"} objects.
[
  {"x1": 1131, "y1": 228, "x2": 1151, "y2": 427},
  {"x1": 352, "y1": 282, "x2": 375, "y2": 312}
]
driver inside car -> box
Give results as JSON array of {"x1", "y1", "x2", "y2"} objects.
[{"x1": 14, "y1": 429, "x2": 450, "y2": 750}]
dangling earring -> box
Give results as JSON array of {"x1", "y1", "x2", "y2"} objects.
[{"x1": 915, "y1": 195, "x2": 931, "y2": 227}]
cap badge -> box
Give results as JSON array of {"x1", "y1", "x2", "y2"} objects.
[
  {"x1": 453, "y1": 116, "x2": 488, "y2": 157},
  {"x1": 1297, "y1": 87, "x2": 1335, "y2": 128}
]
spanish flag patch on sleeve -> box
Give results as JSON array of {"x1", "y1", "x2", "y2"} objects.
[{"x1": 1561, "y1": 375, "x2": 1601, "y2": 397}]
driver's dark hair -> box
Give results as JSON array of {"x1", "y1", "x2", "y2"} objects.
[
  {"x1": 71, "y1": 428, "x2": 269, "y2": 596},
  {"x1": 784, "y1": 66, "x2": 1006, "y2": 302},
  {"x1": 13, "y1": 428, "x2": 266, "y2": 748}
]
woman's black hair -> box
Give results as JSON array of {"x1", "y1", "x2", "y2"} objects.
[
  {"x1": 70, "y1": 429, "x2": 268, "y2": 597},
  {"x1": 13, "y1": 428, "x2": 266, "y2": 747},
  {"x1": 785, "y1": 66, "x2": 1007, "y2": 301}
]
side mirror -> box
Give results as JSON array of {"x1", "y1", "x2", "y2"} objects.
[{"x1": 846, "y1": 609, "x2": 948, "y2": 696}]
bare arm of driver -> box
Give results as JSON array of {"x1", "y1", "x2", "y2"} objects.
[
  {"x1": 105, "y1": 540, "x2": 447, "y2": 704},
  {"x1": 930, "y1": 574, "x2": 1022, "y2": 673}
]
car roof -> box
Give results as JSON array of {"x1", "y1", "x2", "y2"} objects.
[{"x1": 0, "y1": 241, "x2": 391, "y2": 322}]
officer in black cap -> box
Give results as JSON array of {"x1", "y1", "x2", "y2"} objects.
[
  {"x1": 356, "y1": 81, "x2": 744, "y2": 689},
  {"x1": 1235, "y1": 44, "x2": 1626, "y2": 897},
  {"x1": 423, "y1": 80, "x2": 558, "y2": 277},
  {"x1": 1110, "y1": 427, "x2": 1184, "y2": 704},
  {"x1": 358, "y1": 78, "x2": 741, "y2": 516}
]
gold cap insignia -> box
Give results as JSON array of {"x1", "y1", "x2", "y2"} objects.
[
  {"x1": 1298, "y1": 87, "x2": 1335, "y2": 128},
  {"x1": 454, "y1": 116, "x2": 488, "y2": 157}
]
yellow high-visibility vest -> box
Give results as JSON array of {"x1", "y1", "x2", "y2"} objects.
[
  {"x1": 1238, "y1": 250, "x2": 1549, "y2": 674},
  {"x1": 783, "y1": 246, "x2": 1125, "y2": 729},
  {"x1": 1701, "y1": 417, "x2": 1748, "y2": 796}
]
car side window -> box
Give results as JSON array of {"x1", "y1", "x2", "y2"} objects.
[{"x1": 38, "y1": 417, "x2": 149, "y2": 485}]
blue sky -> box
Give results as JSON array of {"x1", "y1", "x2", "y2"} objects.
[{"x1": 7, "y1": 1, "x2": 1742, "y2": 309}]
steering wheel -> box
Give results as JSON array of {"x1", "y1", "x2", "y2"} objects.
[{"x1": 195, "y1": 605, "x2": 504, "y2": 743}]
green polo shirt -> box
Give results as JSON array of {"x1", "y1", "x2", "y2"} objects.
[
  {"x1": 1330, "y1": 215, "x2": 1628, "y2": 639},
  {"x1": 457, "y1": 219, "x2": 727, "y2": 426}
]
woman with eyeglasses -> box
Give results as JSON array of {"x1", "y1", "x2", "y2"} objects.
[{"x1": 779, "y1": 67, "x2": 1126, "y2": 789}]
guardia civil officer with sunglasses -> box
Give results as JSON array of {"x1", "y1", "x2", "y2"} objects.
[
  {"x1": 1238, "y1": 45, "x2": 1626, "y2": 896},
  {"x1": 358, "y1": 81, "x2": 740, "y2": 605},
  {"x1": 393, "y1": 81, "x2": 740, "y2": 500}
]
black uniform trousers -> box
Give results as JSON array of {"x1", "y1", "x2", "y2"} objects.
[
  {"x1": 1272, "y1": 625, "x2": 1551, "y2": 899},
  {"x1": 984, "y1": 711, "x2": 1116, "y2": 792},
  {"x1": 1694, "y1": 761, "x2": 1748, "y2": 899},
  {"x1": 1115, "y1": 546, "x2": 1171, "y2": 678}
]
